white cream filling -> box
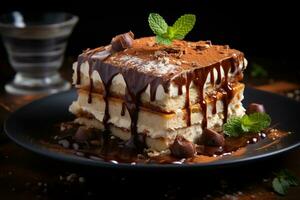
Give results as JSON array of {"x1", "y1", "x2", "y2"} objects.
[{"x1": 69, "y1": 90, "x2": 245, "y2": 141}]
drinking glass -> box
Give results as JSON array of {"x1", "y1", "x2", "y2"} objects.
[{"x1": 0, "y1": 11, "x2": 78, "y2": 94}]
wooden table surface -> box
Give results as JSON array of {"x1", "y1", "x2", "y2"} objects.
[{"x1": 0, "y1": 64, "x2": 299, "y2": 199}]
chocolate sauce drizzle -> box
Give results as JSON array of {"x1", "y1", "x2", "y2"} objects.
[
  {"x1": 194, "y1": 67, "x2": 211, "y2": 128},
  {"x1": 75, "y1": 34, "x2": 244, "y2": 150},
  {"x1": 185, "y1": 73, "x2": 193, "y2": 126},
  {"x1": 88, "y1": 60, "x2": 94, "y2": 103},
  {"x1": 150, "y1": 79, "x2": 169, "y2": 102},
  {"x1": 93, "y1": 61, "x2": 119, "y2": 130},
  {"x1": 121, "y1": 102, "x2": 126, "y2": 116}
]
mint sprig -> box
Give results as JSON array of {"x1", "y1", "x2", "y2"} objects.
[
  {"x1": 148, "y1": 13, "x2": 168, "y2": 36},
  {"x1": 223, "y1": 117, "x2": 244, "y2": 137},
  {"x1": 272, "y1": 169, "x2": 299, "y2": 195},
  {"x1": 148, "y1": 13, "x2": 196, "y2": 45},
  {"x1": 223, "y1": 112, "x2": 271, "y2": 137}
]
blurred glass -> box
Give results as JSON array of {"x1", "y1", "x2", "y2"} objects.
[{"x1": 0, "y1": 12, "x2": 78, "y2": 95}]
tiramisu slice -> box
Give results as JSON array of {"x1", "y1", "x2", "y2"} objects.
[{"x1": 69, "y1": 31, "x2": 247, "y2": 155}]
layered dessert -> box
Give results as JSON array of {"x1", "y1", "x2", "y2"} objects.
[{"x1": 69, "y1": 31, "x2": 247, "y2": 157}]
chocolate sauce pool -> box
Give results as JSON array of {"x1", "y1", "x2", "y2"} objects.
[{"x1": 41, "y1": 122, "x2": 289, "y2": 165}]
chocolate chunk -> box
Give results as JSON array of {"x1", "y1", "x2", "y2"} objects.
[
  {"x1": 170, "y1": 136, "x2": 196, "y2": 158},
  {"x1": 200, "y1": 128, "x2": 225, "y2": 147},
  {"x1": 111, "y1": 31, "x2": 134, "y2": 52},
  {"x1": 73, "y1": 127, "x2": 93, "y2": 142},
  {"x1": 246, "y1": 103, "x2": 266, "y2": 114}
]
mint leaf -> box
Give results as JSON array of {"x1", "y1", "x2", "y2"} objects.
[
  {"x1": 277, "y1": 169, "x2": 299, "y2": 186},
  {"x1": 156, "y1": 35, "x2": 172, "y2": 45},
  {"x1": 148, "y1": 13, "x2": 168, "y2": 36},
  {"x1": 171, "y1": 14, "x2": 196, "y2": 40},
  {"x1": 148, "y1": 13, "x2": 196, "y2": 45},
  {"x1": 241, "y1": 112, "x2": 271, "y2": 133},
  {"x1": 272, "y1": 177, "x2": 288, "y2": 195},
  {"x1": 223, "y1": 112, "x2": 271, "y2": 137},
  {"x1": 272, "y1": 169, "x2": 299, "y2": 195},
  {"x1": 223, "y1": 117, "x2": 243, "y2": 137}
]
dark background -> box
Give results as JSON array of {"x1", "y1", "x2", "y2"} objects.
[{"x1": 0, "y1": 0, "x2": 299, "y2": 80}]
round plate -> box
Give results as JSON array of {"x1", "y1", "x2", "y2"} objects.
[{"x1": 4, "y1": 87, "x2": 300, "y2": 169}]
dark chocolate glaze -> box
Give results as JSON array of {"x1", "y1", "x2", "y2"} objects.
[
  {"x1": 185, "y1": 73, "x2": 193, "y2": 127},
  {"x1": 194, "y1": 67, "x2": 211, "y2": 128},
  {"x1": 93, "y1": 61, "x2": 119, "y2": 130},
  {"x1": 221, "y1": 58, "x2": 237, "y2": 123},
  {"x1": 122, "y1": 69, "x2": 156, "y2": 149},
  {"x1": 210, "y1": 67, "x2": 215, "y2": 85},
  {"x1": 88, "y1": 59, "x2": 94, "y2": 103},
  {"x1": 211, "y1": 93, "x2": 218, "y2": 115},
  {"x1": 150, "y1": 79, "x2": 169, "y2": 102},
  {"x1": 215, "y1": 64, "x2": 222, "y2": 85},
  {"x1": 121, "y1": 102, "x2": 126, "y2": 116},
  {"x1": 76, "y1": 47, "x2": 105, "y2": 85}
]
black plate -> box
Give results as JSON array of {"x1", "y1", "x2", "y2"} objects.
[{"x1": 4, "y1": 87, "x2": 300, "y2": 169}]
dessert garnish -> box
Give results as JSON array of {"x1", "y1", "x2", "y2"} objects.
[
  {"x1": 272, "y1": 169, "x2": 299, "y2": 195},
  {"x1": 82, "y1": 31, "x2": 134, "y2": 61},
  {"x1": 224, "y1": 112, "x2": 271, "y2": 137},
  {"x1": 148, "y1": 13, "x2": 196, "y2": 45}
]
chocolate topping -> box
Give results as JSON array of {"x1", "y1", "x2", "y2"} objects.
[
  {"x1": 75, "y1": 33, "x2": 245, "y2": 150},
  {"x1": 93, "y1": 61, "x2": 120, "y2": 130},
  {"x1": 170, "y1": 136, "x2": 196, "y2": 158},
  {"x1": 111, "y1": 31, "x2": 134, "y2": 52},
  {"x1": 247, "y1": 103, "x2": 266, "y2": 114}
]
